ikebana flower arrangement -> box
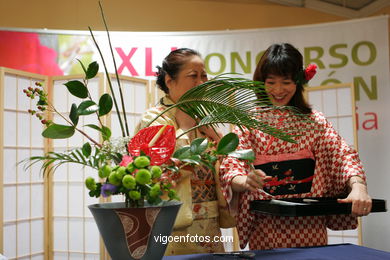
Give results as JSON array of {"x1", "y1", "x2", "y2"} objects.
[{"x1": 22, "y1": 61, "x2": 262, "y2": 208}]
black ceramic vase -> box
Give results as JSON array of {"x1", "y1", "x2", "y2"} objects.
[{"x1": 88, "y1": 200, "x2": 182, "y2": 260}]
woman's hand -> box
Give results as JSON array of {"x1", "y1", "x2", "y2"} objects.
[
  {"x1": 198, "y1": 125, "x2": 223, "y2": 143},
  {"x1": 231, "y1": 169, "x2": 272, "y2": 192},
  {"x1": 338, "y1": 177, "x2": 372, "y2": 217}
]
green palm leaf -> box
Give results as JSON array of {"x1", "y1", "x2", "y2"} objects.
[
  {"x1": 146, "y1": 74, "x2": 308, "y2": 143},
  {"x1": 21, "y1": 147, "x2": 106, "y2": 176}
]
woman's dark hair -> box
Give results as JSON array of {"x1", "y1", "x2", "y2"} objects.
[
  {"x1": 156, "y1": 48, "x2": 201, "y2": 94},
  {"x1": 253, "y1": 43, "x2": 312, "y2": 114}
]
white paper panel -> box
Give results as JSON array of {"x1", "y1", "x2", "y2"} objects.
[
  {"x1": 31, "y1": 184, "x2": 44, "y2": 217},
  {"x1": 328, "y1": 235, "x2": 344, "y2": 244},
  {"x1": 53, "y1": 183, "x2": 68, "y2": 216},
  {"x1": 68, "y1": 253, "x2": 85, "y2": 260},
  {"x1": 53, "y1": 80, "x2": 69, "y2": 112},
  {"x1": 17, "y1": 149, "x2": 31, "y2": 183},
  {"x1": 3, "y1": 224, "x2": 16, "y2": 258},
  {"x1": 53, "y1": 218, "x2": 68, "y2": 251},
  {"x1": 69, "y1": 218, "x2": 84, "y2": 251},
  {"x1": 53, "y1": 252, "x2": 69, "y2": 260},
  {"x1": 338, "y1": 117, "x2": 354, "y2": 146},
  {"x1": 133, "y1": 83, "x2": 147, "y2": 114},
  {"x1": 31, "y1": 118, "x2": 44, "y2": 147},
  {"x1": 31, "y1": 219, "x2": 44, "y2": 253},
  {"x1": 3, "y1": 148, "x2": 17, "y2": 183},
  {"x1": 17, "y1": 185, "x2": 31, "y2": 220},
  {"x1": 17, "y1": 113, "x2": 31, "y2": 147},
  {"x1": 337, "y1": 88, "x2": 353, "y2": 116},
  {"x1": 84, "y1": 219, "x2": 100, "y2": 252},
  {"x1": 68, "y1": 164, "x2": 85, "y2": 182},
  {"x1": 51, "y1": 159, "x2": 68, "y2": 181},
  {"x1": 17, "y1": 221, "x2": 30, "y2": 256},
  {"x1": 3, "y1": 186, "x2": 16, "y2": 221},
  {"x1": 29, "y1": 149, "x2": 45, "y2": 182},
  {"x1": 4, "y1": 111, "x2": 17, "y2": 146},
  {"x1": 4, "y1": 74, "x2": 17, "y2": 109},
  {"x1": 68, "y1": 183, "x2": 84, "y2": 216},
  {"x1": 84, "y1": 254, "x2": 100, "y2": 260},
  {"x1": 322, "y1": 89, "x2": 338, "y2": 117},
  {"x1": 31, "y1": 255, "x2": 45, "y2": 260}
]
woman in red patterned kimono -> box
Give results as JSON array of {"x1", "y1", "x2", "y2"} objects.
[{"x1": 219, "y1": 43, "x2": 372, "y2": 250}]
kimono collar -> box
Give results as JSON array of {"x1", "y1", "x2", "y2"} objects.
[{"x1": 159, "y1": 96, "x2": 175, "y2": 107}]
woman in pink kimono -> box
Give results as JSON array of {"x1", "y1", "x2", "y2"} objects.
[{"x1": 219, "y1": 43, "x2": 372, "y2": 250}]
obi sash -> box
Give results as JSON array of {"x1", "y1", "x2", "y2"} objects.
[{"x1": 254, "y1": 149, "x2": 315, "y2": 195}]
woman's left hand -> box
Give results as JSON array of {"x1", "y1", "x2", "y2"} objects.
[
  {"x1": 199, "y1": 125, "x2": 223, "y2": 143},
  {"x1": 338, "y1": 178, "x2": 372, "y2": 217}
]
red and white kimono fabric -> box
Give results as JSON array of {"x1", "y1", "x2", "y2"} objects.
[{"x1": 220, "y1": 110, "x2": 365, "y2": 250}]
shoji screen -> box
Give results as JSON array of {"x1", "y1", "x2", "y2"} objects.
[
  {"x1": 305, "y1": 83, "x2": 360, "y2": 245},
  {"x1": 0, "y1": 68, "x2": 47, "y2": 260},
  {"x1": 50, "y1": 74, "x2": 103, "y2": 260},
  {"x1": 1, "y1": 69, "x2": 153, "y2": 260}
]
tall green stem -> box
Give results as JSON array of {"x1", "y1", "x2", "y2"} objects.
[
  {"x1": 88, "y1": 27, "x2": 126, "y2": 138},
  {"x1": 98, "y1": 1, "x2": 130, "y2": 137}
]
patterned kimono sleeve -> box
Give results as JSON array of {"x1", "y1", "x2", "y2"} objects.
[
  {"x1": 219, "y1": 126, "x2": 254, "y2": 205},
  {"x1": 313, "y1": 112, "x2": 365, "y2": 194},
  {"x1": 312, "y1": 112, "x2": 363, "y2": 230}
]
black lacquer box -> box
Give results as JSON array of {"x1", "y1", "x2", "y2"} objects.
[{"x1": 250, "y1": 198, "x2": 387, "y2": 217}]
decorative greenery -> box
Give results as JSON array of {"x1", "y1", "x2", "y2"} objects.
[{"x1": 21, "y1": 1, "x2": 306, "y2": 208}]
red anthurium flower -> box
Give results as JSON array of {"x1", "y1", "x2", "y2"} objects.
[
  {"x1": 128, "y1": 125, "x2": 176, "y2": 165},
  {"x1": 119, "y1": 155, "x2": 133, "y2": 167},
  {"x1": 304, "y1": 64, "x2": 317, "y2": 81}
]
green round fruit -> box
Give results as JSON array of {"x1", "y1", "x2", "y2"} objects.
[
  {"x1": 133, "y1": 156, "x2": 150, "y2": 168},
  {"x1": 135, "y1": 169, "x2": 151, "y2": 185},
  {"x1": 126, "y1": 163, "x2": 135, "y2": 173},
  {"x1": 129, "y1": 190, "x2": 141, "y2": 200},
  {"x1": 98, "y1": 164, "x2": 112, "y2": 178},
  {"x1": 149, "y1": 183, "x2": 161, "y2": 197},
  {"x1": 108, "y1": 172, "x2": 121, "y2": 186},
  {"x1": 150, "y1": 165, "x2": 162, "y2": 179},
  {"x1": 122, "y1": 175, "x2": 136, "y2": 189},
  {"x1": 116, "y1": 166, "x2": 126, "y2": 179},
  {"x1": 85, "y1": 177, "x2": 97, "y2": 191}
]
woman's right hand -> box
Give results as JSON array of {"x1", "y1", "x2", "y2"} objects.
[{"x1": 231, "y1": 169, "x2": 271, "y2": 192}]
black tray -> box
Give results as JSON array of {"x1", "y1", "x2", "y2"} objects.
[{"x1": 250, "y1": 198, "x2": 387, "y2": 217}]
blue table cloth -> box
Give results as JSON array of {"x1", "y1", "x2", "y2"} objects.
[{"x1": 163, "y1": 244, "x2": 390, "y2": 260}]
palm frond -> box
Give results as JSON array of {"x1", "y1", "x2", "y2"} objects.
[
  {"x1": 146, "y1": 74, "x2": 310, "y2": 142},
  {"x1": 21, "y1": 147, "x2": 106, "y2": 176}
]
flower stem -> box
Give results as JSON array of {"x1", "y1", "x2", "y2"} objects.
[
  {"x1": 88, "y1": 27, "x2": 126, "y2": 138},
  {"x1": 49, "y1": 103, "x2": 102, "y2": 148},
  {"x1": 98, "y1": 1, "x2": 130, "y2": 137}
]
